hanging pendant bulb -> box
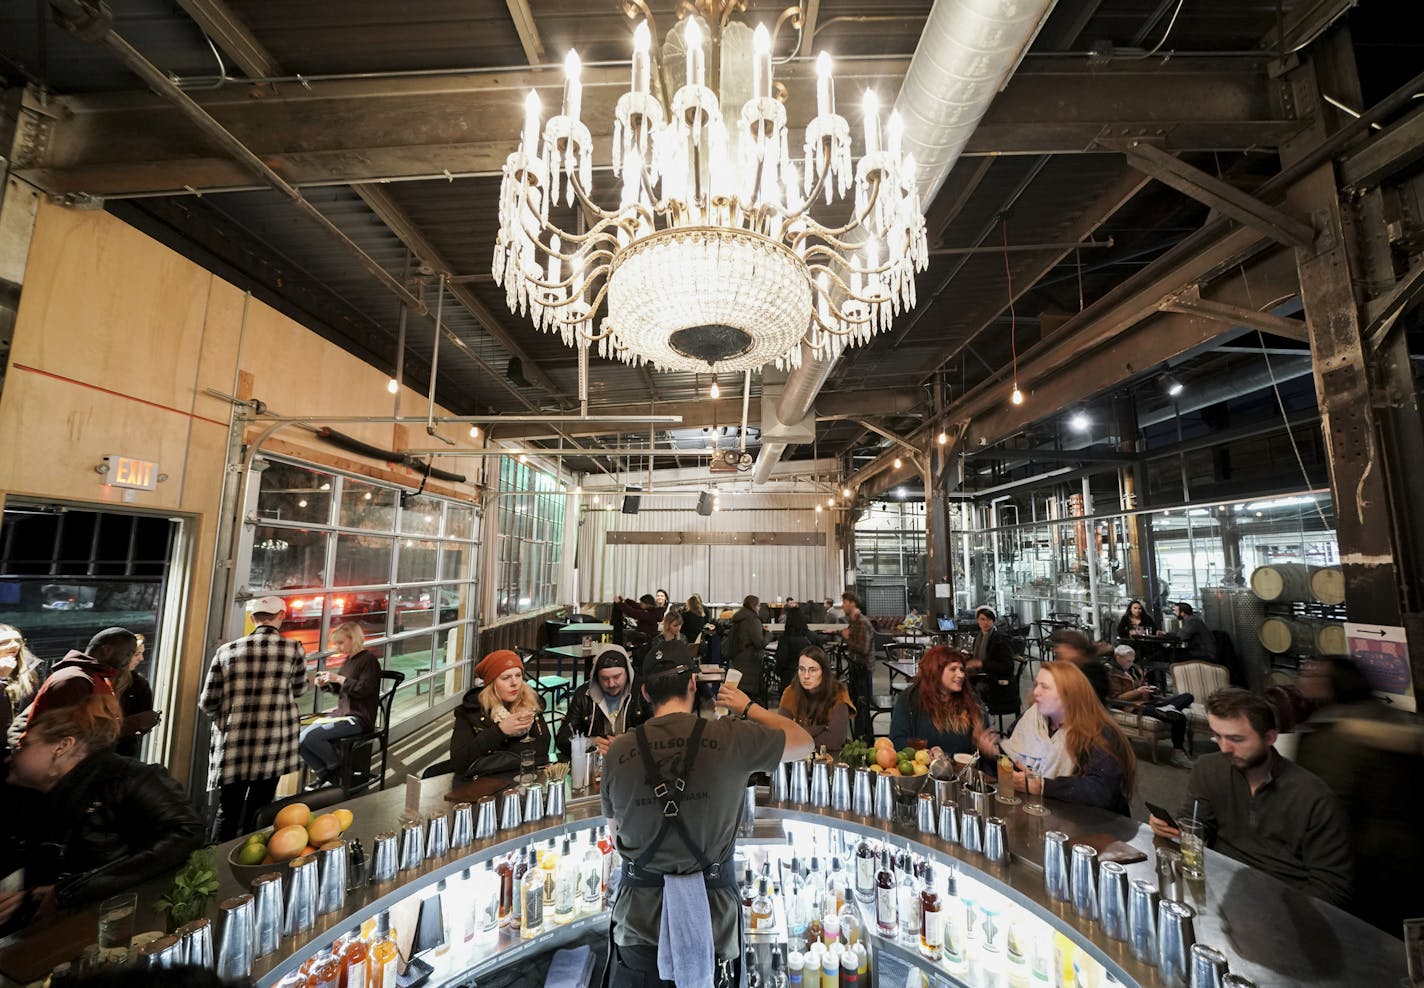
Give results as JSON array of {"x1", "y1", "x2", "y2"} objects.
[
  {"x1": 387, "y1": 378, "x2": 399, "y2": 394},
  {"x1": 1011, "y1": 385, "x2": 1025, "y2": 406},
  {"x1": 937, "y1": 430, "x2": 948, "y2": 445},
  {"x1": 709, "y1": 380, "x2": 720, "y2": 399},
  {"x1": 893, "y1": 456, "x2": 902, "y2": 469}
]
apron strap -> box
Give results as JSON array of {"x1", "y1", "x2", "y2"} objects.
[{"x1": 631, "y1": 718, "x2": 716, "y2": 875}]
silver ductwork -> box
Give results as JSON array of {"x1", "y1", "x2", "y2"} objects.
[{"x1": 753, "y1": 0, "x2": 1058, "y2": 484}]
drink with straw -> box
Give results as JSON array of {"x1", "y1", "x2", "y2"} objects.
[{"x1": 1179, "y1": 818, "x2": 1205, "y2": 880}]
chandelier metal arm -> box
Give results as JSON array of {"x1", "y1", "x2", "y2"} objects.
[
  {"x1": 810, "y1": 263, "x2": 900, "y2": 309},
  {"x1": 792, "y1": 175, "x2": 884, "y2": 247},
  {"x1": 782, "y1": 149, "x2": 833, "y2": 222},
  {"x1": 804, "y1": 245, "x2": 896, "y2": 277}
]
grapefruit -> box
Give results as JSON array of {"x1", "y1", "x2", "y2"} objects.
[
  {"x1": 333, "y1": 809, "x2": 354, "y2": 832},
  {"x1": 308, "y1": 813, "x2": 342, "y2": 845},
  {"x1": 884, "y1": 767, "x2": 901, "y2": 776},
  {"x1": 268, "y1": 824, "x2": 310, "y2": 862},
  {"x1": 274, "y1": 802, "x2": 312, "y2": 831},
  {"x1": 875, "y1": 747, "x2": 897, "y2": 770}
]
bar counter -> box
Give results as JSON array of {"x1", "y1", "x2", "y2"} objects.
[{"x1": 0, "y1": 774, "x2": 1406, "y2": 987}]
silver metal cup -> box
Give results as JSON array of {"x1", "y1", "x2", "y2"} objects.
[
  {"x1": 250, "y1": 872, "x2": 283, "y2": 957},
  {"x1": 965, "y1": 780, "x2": 996, "y2": 817},
  {"x1": 545, "y1": 778, "x2": 565, "y2": 818},
  {"x1": 1221, "y1": 975, "x2": 1258, "y2": 988},
  {"x1": 1189, "y1": 944, "x2": 1229, "y2": 988},
  {"x1": 523, "y1": 782, "x2": 545, "y2": 821},
  {"x1": 771, "y1": 762, "x2": 788, "y2": 802},
  {"x1": 451, "y1": 802, "x2": 474, "y2": 848},
  {"x1": 1128, "y1": 878, "x2": 1160, "y2": 964},
  {"x1": 852, "y1": 768, "x2": 873, "y2": 816},
  {"x1": 426, "y1": 812, "x2": 451, "y2": 859},
  {"x1": 810, "y1": 760, "x2": 831, "y2": 808},
  {"x1": 938, "y1": 802, "x2": 960, "y2": 844},
  {"x1": 1157, "y1": 899, "x2": 1197, "y2": 986},
  {"x1": 1158, "y1": 846, "x2": 1185, "y2": 904},
  {"x1": 371, "y1": 831, "x2": 399, "y2": 882},
  {"x1": 216, "y1": 894, "x2": 255, "y2": 980},
  {"x1": 788, "y1": 759, "x2": 810, "y2": 803},
  {"x1": 873, "y1": 772, "x2": 895, "y2": 820},
  {"x1": 138, "y1": 934, "x2": 182, "y2": 968},
  {"x1": 916, "y1": 792, "x2": 937, "y2": 833},
  {"x1": 399, "y1": 818, "x2": 425, "y2": 871},
  {"x1": 831, "y1": 762, "x2": 852, "y2": 812},
  {"x1": 500, "y1": 788, "x2": 524, "y2": 830},
  {"x1": 932, "y1": 777, "x2": 958, "y2": 809},
  {"x1": 283, "y1": 854, "x2": 319, "y2": 935},
  {"x1": 960, "y1": 809, "x2": 984, "y2": 854},
  {"x1": 475, "y1": 795, "x2": 498, "y2": 839},
  {"x1": 1099, "y1": 861, "x2": 1130, "y2": 942},
  {"x1": 1043, "y1": 831, "x2": 1071, "y2": 902},
  {"x1": 317, "y1": 840, "x2": 348, "y2": 916},
  {"x1": 983, "y1": 816, "x2": 1009, "y2": 864},
  {"x1": 1070, "y1": 843, "x2": 1098, "y2": 920},
  {"x1": 175, "y1": 917, "x2": 213, "y2": 968}
]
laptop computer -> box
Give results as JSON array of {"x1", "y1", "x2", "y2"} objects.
[{"x1": 937, "y1": 617, "x2": 956, "y2": 632}]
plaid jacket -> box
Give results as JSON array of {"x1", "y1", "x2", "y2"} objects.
[{"x1": 199, "y1": 625, "x2": 309, "y2": 790}]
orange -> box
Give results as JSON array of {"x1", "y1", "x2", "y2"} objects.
[
  {"x1": 333, "y1": 809, "x2": 354, "y2": 832},
  {"x1": 274, "y1": 802, "x2": 312, "y2": 831},
  {"x1": 884, "y1": 767, "x2": 901, "y2": 776},
  {"x1": 875, "y1": 747, "x2": 897, "y2": 770},
  {"x1": 268, "y1": 824, "x2": 310, "y2": 862},
  {"x1": 308, "y1": 813, "x2": 342, "y2": 845}
]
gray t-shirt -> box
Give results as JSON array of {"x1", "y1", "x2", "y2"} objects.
[{"x1": 602, "y1": 711, "x2": 786, "y2": 957}]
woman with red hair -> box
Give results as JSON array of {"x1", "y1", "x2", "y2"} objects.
[
  {"x1": 1003, "y1": 661, "x2": 1136, "y2": 814},
  {"x1": 888, "y1": 647, "x2": 999, "y2": 757}
]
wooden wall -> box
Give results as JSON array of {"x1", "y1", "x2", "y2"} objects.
[{"x1": 0, "y1": 200, "x2": 486, "y2": 786}]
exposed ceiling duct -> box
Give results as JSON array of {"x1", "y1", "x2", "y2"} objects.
[{"x1": 753, "y1": 0, "x2": 1058, "y2": 484}]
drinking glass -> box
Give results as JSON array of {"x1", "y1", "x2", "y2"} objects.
[
  {"x1": 1024, "y1": 764, "x2": 1048, "y2": 816},
  {"x1": 1179, "y1": 818, "x2": 1206, "y2": 881},
  {"x1": 97, "y1": 893, "x2": 137, "y2": 963},
  {"x1": 996, "y1": 755, "x2": 1019, "y2": 806},
  {"x1": 518, "y1": 745, "x2": 537, "y2": 784}
]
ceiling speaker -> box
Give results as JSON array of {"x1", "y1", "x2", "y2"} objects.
[
  {"x1": 622, "y1": 487, "x2": 642, "y2": 515},
  {"x1": 696, "y1": 491, "x2": 713, "y2": 516}
]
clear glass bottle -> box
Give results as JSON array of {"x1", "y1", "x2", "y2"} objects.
[
  {"x1": 474, "y1": 860, "x2": 501, "y2": 946},
  {"x1": 826, "y1": 856, "x2": 848, "y2": 914},
  {"x1": 896, "y1": 851, "x2": 919, "y2": 945},
  {"x1": 942, "y1": 871, "x2": 967, "y2": 971},
  {"x1": 308, "y1": 947, "x2": 341, "y2": 988},
  {"x1": 540, "y1": 839, "x2": 558, "y2": 908},
  {"x1": 579, "y1": 831, "x2": 604, "y2": 913},
  {"x1": 751, "y1": 878, "x2": 775, "y2": 932},
  {"x1": 369, "y1": 914, "x2": 400, "y2": 988},
  {"x1": 853, "y1": 840, "x2": 876, "y2": 902},
  {"x1": 918, "y1": 863, "x2": 943, "y2": 961},
  {"x1": 554, "y1": 836, "x2": 578, "y2": 924},
  {"x1": 521, "y1": 849, "x2": 545, "y2": 940},
  {"x1": 874, "y1": 850, "x2": 896, "y2": 937}
]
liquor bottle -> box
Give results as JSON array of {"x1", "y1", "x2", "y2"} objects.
[
  {"x1": 942, "y1": 871, "x2": 967, "y2": 970},
  {"x1": 554, "y1": 836, "x2": 578, "y2": 924},
  {"x1": 768, "y1": 950, "x2": 788, "y2": 988},
  {"x1": 896, "y1": 851, "x2": 919, "y2": 945},
  {"x1": 853, "y1": 839, "x2": 876, "y2": 902},
  {"x1": 874, "y1": 849, "x2": 896, "y2": 937},
  {"x1": 806, "y1": 855, "x2": 825, "y2": 907},
  {"x1": 308, "y1": 948, "x2": 341, "y2": 988},
  {"x1": 597, "y1": 827, "x2": 615, "y2": 895},
  {"x1": 369, "y1": 914, "x2": 400, "y2": 988},
  {"x1": 748, "y1": 877, "x2": 774, "y2": 932},
  {"x1": 474, "y1": 860, "x2": 501, "y2": 946},
  {"x1": 540, "y1": 839, "x2": 558, "y2": 908},
  {"x1": 836, "y1": 903, "x2": 862, "y2": 947},
  {"x1": 786, "y1": 870, "x2": 808, "y2": 942},
  {"x1": 825, "y1": 856, "x2": 848, "y2": 914},
  {"x1": 521, "y1": 850, "x2": 545, "y2": 940},
  {"x1": 804, "y1": 911, "x2": 824, "y2": 951},
  {"x1": 918, "y1": 863, "x2": 943, "y2": 961},
  {"x1": 579, "y1": 831, "x2": 604, "y2": 913},
  {"x1": 340, "y1": 929, "x2": 370, "y2": 988},
  {"x1": 512, "y1": 850, "x2": 532, "y2": 932},
  {"x1": 496, "y1": 853, "x2": 515, "y2": 928}
]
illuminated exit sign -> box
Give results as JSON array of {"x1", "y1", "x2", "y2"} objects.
[{"x1": 104, "y1": 455, "x2": 159, "y2": 491}]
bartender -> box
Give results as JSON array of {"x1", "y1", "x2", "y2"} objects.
[{"x1": 601, "y1": 655, "x2": 813, "y2": 987}]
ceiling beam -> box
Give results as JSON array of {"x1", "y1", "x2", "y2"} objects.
[
  {"x1": 1108, "y1": 138, "x2": 1316, "y2": 248},
  {"x1": 1340, "y1": 102, "x2": 1424, "y2": 190},
  {"x1": 801, "y1": 0, "x2": 822, "y2": 51},
  {"x1": 16, "y1": 60, "x2": 1297, "y2": 197},
  {"x1": 1158, "y1": 285, "x2": 1309, "y2": 341},
  {"x1": 174, "y1": 0, "x2": 280, "y2": 78},
  {"x1": 505, "y1": 0, "x2": 547, "y2": 65}
]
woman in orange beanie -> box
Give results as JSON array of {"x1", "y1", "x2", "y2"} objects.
[{"x1": 449, "y1": 649, "x2": 551, "y2": 778}]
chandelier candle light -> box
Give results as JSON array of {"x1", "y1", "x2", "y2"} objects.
[{"x1": 493, "y1": 1, "x2": 928, "y2": 374}]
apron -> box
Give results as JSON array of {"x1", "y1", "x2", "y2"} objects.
[{"x1": 605, "y1": 718, "x2": 740, "y2": 988}]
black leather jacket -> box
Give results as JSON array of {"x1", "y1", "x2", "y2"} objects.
[{"x1": 3, "y1": 750, "x2": 204, "y2": 910}]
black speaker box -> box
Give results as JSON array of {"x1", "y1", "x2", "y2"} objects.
[
  {"x1": 621, "y1": 490, "x2": 642, "y2": 514},
  {"x1": 696, "y1": 491, "x2": 714, "y2": 516}
]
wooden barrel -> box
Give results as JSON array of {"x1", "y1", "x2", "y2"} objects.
[
  {"x1": 1316, "y1": 622, "x2": 1348, "y2": 656},
  {"x1": 1250, "y1": 563, "x2": 1315, "y2": 602},
  {"x1": 1257, "y1": 617, "x2": 1317, "y2": 654},
  {"x1": 1310, "y1": 566, "x2": 1346, "y2": 605}
]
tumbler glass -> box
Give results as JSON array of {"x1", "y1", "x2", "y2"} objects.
[
  {"x1": 1179, "y1": 818, "x2": 1206, "y2": 881},
  {"x1": 1024, "y1": 765, "x2": 1048, "y2": 816},
  {"x1": 97, "y1": 893, "x2": 137, "y2": 963}
]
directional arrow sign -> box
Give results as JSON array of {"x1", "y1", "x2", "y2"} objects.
[{"x1": 1344, "y1": 622, "x2": 1414, "y2": 711}]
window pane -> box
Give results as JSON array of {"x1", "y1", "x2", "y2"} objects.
[
  {"x1": 400, "y1": 497, "x2": 443, "y2": 536},
  {"x1": 272, "y1": 591, "x2": 329, "y2": 653},
  {"x1": 332, "y1": 534, "x2": 393, "y2": 586},
  {"x1": 257, "y1": 463, "x2": 333, "y2": 524},
  {"x1": 396, "y1": 539, "x2": 439, "y2": 583},
  {"x1": 437, "y1": 584, "x2": 469, "y2": 625},
  {"x1": 333, "y1": 590, "x2": 389, "y2": 641},
  {"x1": 394, "y1": 587, "x2": 437, "y2": 632},
  {"x1": 441, "y1": 542, "x2": 471, "y2": 582},
  {"x1": 446, "y1": 504, "x2": 475, "y2": 540},
  {"x1": 340, "y1": 479, "x2": 397, "y2": 531},
  {"x1": 251, "y1": 526, "x2": 329, "y2": 590},
  {"x1": 390, "y1": 680, "x2": 430, "y2": 727}
]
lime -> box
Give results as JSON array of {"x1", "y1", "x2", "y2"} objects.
[
  {"x1": 245, "y1": 830, "x2": 269, "y2": 846},
  {"x1": 236, "y1": 843, "x2": 266, "y2": 866}
]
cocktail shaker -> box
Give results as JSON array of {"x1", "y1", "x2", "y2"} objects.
[
  {"x1": 810, "y1": 760, "x2": 831, "y2": 808},
  {"x1": 1098, "y1": 861, "x2": 1129, "y2": 941},
  {"x1": 938, "y1": 802, "x2": 960, "y2": 844},
  {"x1": 137, "y1": 934, "x2": 182, "y2": 968},
  {"x1": 960, "y1": 809, "x2": 984, "y2": 854},
  {"x1": 426, "y1": 812, "x2": 451, "y2": 859},
  {"x1": 831, "y1": 763, "x2": 852, "y2": 811},
  {"x1": 1158, "y1": 846, "x2": 1185, "y2": 904},
  {"x1": 771, "y1": 762, "x2": 789, "y2": 802},
  {"x1": 1043, "y1": 831, "x2": 1071, "y2": 902},
  {"x1": 475, "y1": 796, "x2": 498, "y2": 839},
  {"x1": 965, "y1": 779, "x2": 996, "y2": 817},
  {"x1": 872, "y1": 772, "x2": 895, "y2": 820},
  {"x1": 788, "y1": 759, "x2": 810, "y2": 803},
  {"x1": 499, "y1": 788, "x2": 523, "y2": 830},
  {"x1": 370, "y1": 831, "x2": 399, "y2": 882},
  {"x1": 1157, "y1": 900, "x2": 1197, "y2": 986},
  {"x1": 1070, "y1": 843, "x2": 1098, "y2": 920},
  {"x1": 451, "y1": 802, "x2": 474, "y2": 848},
  {"x1": 399, "y1": 818, "x2": 425, "y2": 871},
  {"x1": 216, "y1": 894, "x2": 255, "y2": 980},
  {"x1": 523, "y1": 782, "x2": 545, "y2": 821},
  {"x1": 853, "y1": 768, "x2": 873, "y2": 816},
  {"x1": 175, "y1": 917, "x2": 213, "y2": 968},
  {"x1": 545, "y1": 778, "x2": 565, "y2": 818},
  {"x1": 250, "y1": 872, "x2": 283, "y2": 957},
  {"x1": 916, "y1": 793, "x2": 937, "y2": 834},
  {"x1": 983, "y1": 817, "x2": 1009, "y2": 864},
  {"x1": 1128, "y1": 878, "x2": 1160, "y2": 964},
  {"x1": 932, "y1": 777, "x2": 958, "y2": 809},
  {"x1": 317, "y1": 840, "x2": 348, "y2": 916},
  {"x1": 283, "y1": 854, "x2": 319, "y2": 935},
  {"x1": 1189, "y1": 943, "x2": 1229, "y2": 988},
  {"x1": 345, "y1": 838, "x2": 368, "y2": 890}
]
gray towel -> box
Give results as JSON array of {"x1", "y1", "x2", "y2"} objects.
[
  {"x1": 657, "y1": 874, "x2": 715, "y2": 988},
  {"x1": 543, "y1": 944, "x2": 594, "y2": 987}
]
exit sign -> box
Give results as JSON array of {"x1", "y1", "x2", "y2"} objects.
[{"x1": 104, "y1": 455, "x2": 159, "y2": 491}]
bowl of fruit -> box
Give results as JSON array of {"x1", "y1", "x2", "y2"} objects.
[
  {"x1": 227, "y1": 802, "x2": 355, "y2": 886},
  {"x1": 864, "y1": 737, "x2": 932, "y2": 797}
]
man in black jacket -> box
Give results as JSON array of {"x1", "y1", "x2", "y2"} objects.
[
  {"x1": 973, "y1": 607, "x2": 1020, "y2": 718},
  {"x1": 555, "y1": 646, "x2": 648, "y2": 761}
]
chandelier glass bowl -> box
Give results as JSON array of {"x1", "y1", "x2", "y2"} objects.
[{"x1": 492, "y1": 4, "x2": 928, "y2": 374}]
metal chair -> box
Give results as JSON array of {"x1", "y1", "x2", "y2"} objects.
[{"x1": 333, "y1": 669, "x2": 405, "y2": 795}]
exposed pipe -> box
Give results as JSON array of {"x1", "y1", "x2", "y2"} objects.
[{"x1": 752, "y1": 0, "x2": 1058, "y2": 484}]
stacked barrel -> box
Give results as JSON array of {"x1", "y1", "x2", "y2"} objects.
[{"x1": 1249, "y1": 563, "x2": 1346, "y2": 657}]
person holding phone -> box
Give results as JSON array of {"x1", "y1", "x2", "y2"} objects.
[
  {"x1": 1109, "y1": 645, "x2": 1194, "y2": 768},
  {"x1": 449, "y1": 650, "x2": 550, "y2": 778}
]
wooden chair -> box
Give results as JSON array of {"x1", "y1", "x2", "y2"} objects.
[{"x1": 1107, "y1": 699, "x2": 1174, "y2": 763}]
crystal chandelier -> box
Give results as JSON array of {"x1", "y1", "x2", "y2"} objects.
[{"x1": 492, "y1": 0, "x2": 928, "y2": 374}]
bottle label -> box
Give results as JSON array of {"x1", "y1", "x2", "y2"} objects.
[
  {"x1": 524, "y1": 885, "x2": 543, "y2": 930},
  {"x1": 377, "y1": 957, "x2": 397, "y2": 988},
  {"x1": 855, "y1": 856, "x2": 874, "y2": 898},
  {"x1": 347, "y1": 961, "x2": 368, "y2": 988},
  {"x1": 875, "y1": 886, "x2": 896, "y2": 933},
  {"x1": 922, "y1": 910, "x2": 943, "y2": 949}
]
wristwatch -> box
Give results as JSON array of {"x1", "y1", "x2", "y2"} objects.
[{"x1": 742, "y1": 699, "x2": 756, "y2": 719}]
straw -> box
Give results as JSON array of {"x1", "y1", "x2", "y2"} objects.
[{"x1": 1192, "y1": 799, "x2": 1200, "y2": 827}]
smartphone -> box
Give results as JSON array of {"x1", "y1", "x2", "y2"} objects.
[{"x1": 1146, "y1": 801, "x2": 1179, "y2": 829}]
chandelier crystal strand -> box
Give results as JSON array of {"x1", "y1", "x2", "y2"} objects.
[{"x1": 494, "y1": 10, "x2": 927, "y2": 374}]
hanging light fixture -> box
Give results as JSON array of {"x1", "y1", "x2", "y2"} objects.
[
  {"x1": 709, "y1": 379, "x2": 720, "y2": 399},
  {"x1": 893, "y1": 456, "x2": 902, "y2": 469},
  {"x1": 1159, "y1": 372, "x2": 1185, "y2": 398},
  {"x1": 1010, "y1": 385, "x2": 1024, "y2": 406},
  {"x1": 492, "y1": 5, "x2": 928, "y2": 374},
  {"x1": 386, "y1": 378, "x2": 399, "y2": 395}
]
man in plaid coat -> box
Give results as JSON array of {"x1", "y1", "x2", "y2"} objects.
[{"x1": 201, "y1": 595, "x2": 310, "y2": 840}]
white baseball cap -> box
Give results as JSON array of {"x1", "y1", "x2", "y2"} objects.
[{"x1": 246, "y1": 595, "x2": 287, "y2": 615}]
